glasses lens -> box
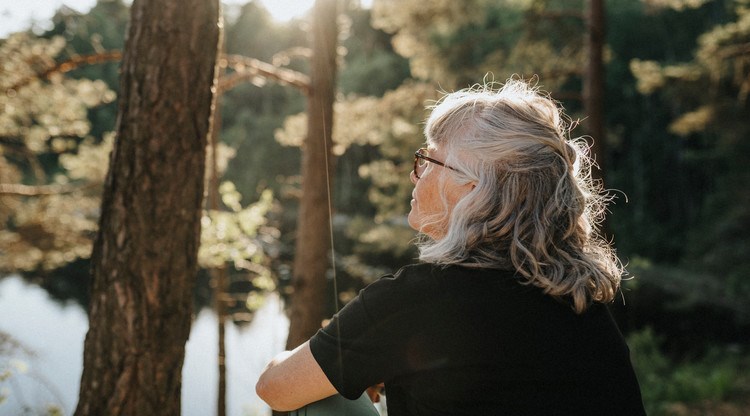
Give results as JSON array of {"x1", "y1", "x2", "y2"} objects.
[{"x1": 414, "y1": 149, "x2": 428, "y2": 178}]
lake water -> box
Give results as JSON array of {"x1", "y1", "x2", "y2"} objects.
[{"x1": 0, "y1": 274, "x2": 289, "y2": 416}]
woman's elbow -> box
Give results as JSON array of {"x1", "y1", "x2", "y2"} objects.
[
  {"x1": 255, "y1": 373, "x2": 297, "y2": 411},
  {"x1": 255, "y1": 375, "x2": 271, "y2": 405},
  {"x1": 255, "y1": 344, "x2": 333, "y2": 411}
]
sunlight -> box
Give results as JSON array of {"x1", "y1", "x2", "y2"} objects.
[
  {"x1": 258, "y1": 0, "x2": 315, "y2": 22},
  {"x1": 256, "y1": 0, "x2": 373, "y2": 22},
  {"x1": 0, "y1": 0, "x2": 375, "y2": 38},
  {"x1": 0, "y1": 0, "x2": 97, "y2": 37}
]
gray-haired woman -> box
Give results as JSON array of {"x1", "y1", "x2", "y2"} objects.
[{"x1": 256, "y1": 78, "x2": 645, "y2": 416}]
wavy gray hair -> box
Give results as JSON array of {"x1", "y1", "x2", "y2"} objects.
[{"x1": 417, "y1": 79, "x2": 623, "y2": 313}]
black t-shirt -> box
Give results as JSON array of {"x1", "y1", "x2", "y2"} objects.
[{"x1": 310, "y1": 263, "x2": 646, "y2": 416}]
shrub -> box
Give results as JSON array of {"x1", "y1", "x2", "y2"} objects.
[{"x1": 628, "y1": 327, "x2": 741, "y2": 415}]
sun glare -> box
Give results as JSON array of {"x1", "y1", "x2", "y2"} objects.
[
  {"x1": 258, "y1": 0, "x2": 315, "y2": 22},
  {"x1": 255, "y1": 0, "x2": 373, "y2": 22},
  {"x1": 0, "y1": 0, "x2": 376, "y2": 38}
]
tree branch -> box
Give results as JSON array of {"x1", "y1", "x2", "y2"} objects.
[
  {"x1": 0, "y1": 182, "x2": 98, "y2": 196},
  {"x1": 7, "y1": 50, "x2": 310, "y2": 95},
  {"x1": 8, "y1": 51, "x2": 123, "y2": 91},
  {"x1": 220, "y1": 54, "x2": 311, "y2": 94},
  {"x1": 717, "y1": 42, "x2": 750, "y2": 60}
]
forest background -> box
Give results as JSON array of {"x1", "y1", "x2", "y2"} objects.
[{"x1": 1, "y1": 0, "x2": 749, "y2": 415}]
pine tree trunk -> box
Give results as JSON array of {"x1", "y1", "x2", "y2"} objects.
[
  {"x1": 584, "y1": 0, "x2": 606, "y2": 181},
  {"x1": 74, "y1": 0, "x2": 220, "y2": 414},
  {"x1": 286, "y1": 0, "x2": 339, "y2": 350}
]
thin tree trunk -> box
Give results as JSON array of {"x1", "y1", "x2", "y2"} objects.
[
  {"x1": 286, "y1": 0, "x2": 339, "y2": 350},
  {"x1": 74, "y1": 0, "x2": 221, "y2": 414},
  {"x1": 215, "y1": 267, "x2": 228, "y2": 416},
  {"x1": 210, "y1": 21, "x2": 228, "y2": 416},
  {"x1": 584, "y1": 0, "x2": 606, "y2": 181},
  {"x1": 209, "y1": 98, "x2": 228, "y2": 416},
  {"x1": 211, "y1": 106, "x2": 228, "y2": 416}
]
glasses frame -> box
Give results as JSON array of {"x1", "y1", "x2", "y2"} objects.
[{"x1": 413, "y1": 148, "x2": 459, "y2": 179}]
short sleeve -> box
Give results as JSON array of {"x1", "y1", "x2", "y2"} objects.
[{"x1": 309, "y1": 268, "x2": 420, "y2": 399}]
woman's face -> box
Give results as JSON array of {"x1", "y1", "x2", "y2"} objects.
[{"x1": 408, "y1": 145, "x2": 473, "y2": 239}]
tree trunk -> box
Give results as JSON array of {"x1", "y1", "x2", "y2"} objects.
[
  {"x1": 211, "y1": 23, "x2": 228, "y2": 416},
  {"x1": 74, "y1": 0, "x2": 220, "y2": 414},
  {"x1": 215, "y1": 267, "x2": 228, "y2": 416},
  {"x1": 583, "y1": 0, "x2": 606, "y2": 181},
  {"x1": 210, "y1": 101, "x2": 228, "y2": 416},
  {"x1": 285, "y1": 0, "x2": 339, "y2": 350}
]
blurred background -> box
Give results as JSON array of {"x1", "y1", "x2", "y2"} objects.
[{"x1": 0, "y1": 0, "x2": 749, "y2": 415}]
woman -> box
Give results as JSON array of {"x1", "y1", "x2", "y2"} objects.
[{"x1": 256, "y1": 79, "x2": 645, "y2": 415}]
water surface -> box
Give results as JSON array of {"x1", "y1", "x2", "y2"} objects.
[{"x1": 0, "y1": 275, "x2": 288, "y2": 416}]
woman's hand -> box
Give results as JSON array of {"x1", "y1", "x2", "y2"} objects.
[{"x1": 365, "y1": 383, "x2": 385, "y2": 403}]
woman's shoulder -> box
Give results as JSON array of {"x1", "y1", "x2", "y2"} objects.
[
  {"x1": 401, "y1": 263, "x2": 521, "y2": 288},
  {"x1": 362, "y1": 263, "x2": 435, "y2": 297},
  {"x1": 363, "y1": 263, "x2": 519, "y2": 303},
  {"x1": 377, "y1": 263, "x2": 503, "y2": 287},
  {"x1": 392, "y1": 262, "x2": 517, "y2": 279}
]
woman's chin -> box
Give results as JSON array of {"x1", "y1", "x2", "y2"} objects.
[{"x1": 407, "y1": 210, "x2": 419, "y2": 232}]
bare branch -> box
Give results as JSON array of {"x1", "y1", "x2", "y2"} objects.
[
  {"x1": 717, "y1": 42, "x2": 750, "y2": 60},
  {"x1": 8, "y1": 51, "x2": 123, "y2": 91},
  {"x1": 218, "y1": 72, "x2": 264, "y2": 94},
  {"x1": 6, "y1": 49, "x2": 310, "y2": 95},
  {"x1": 271, "y1": 47, "x2": 313, "y2": 66},
  {"x1": 0, "y1": 182, "x2": 98, "y2": 196},
  {"x1": 220, "y1": 54, "x2": 311, "y2": 94}
]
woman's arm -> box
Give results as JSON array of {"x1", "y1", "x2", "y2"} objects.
[{"x1": 255, "y1": 341, "x2": 338, "y2": 411}]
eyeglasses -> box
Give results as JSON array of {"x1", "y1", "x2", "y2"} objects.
[{"x1": 413, "y1": 148, "x2": 459, "y2": 179}]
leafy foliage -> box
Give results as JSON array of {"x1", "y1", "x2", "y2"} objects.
[
  {"x1": 627, "y1": 0, "x2": 750, "y2": 304},
  {"x1": 628, "y1": 327, "x2": 743, "y2": 415},
  {"x1": 372, "y1": 0, "x2": 588, "y2": 92},
  {"x1": 0, "y1": 34, "x2": 114, "y2": 271},
  {"x1": 200, "y1": 184, "x2": 278, "y2": 288},
  {"x1": 0, "y1": 16, "x2": 281, "y2": 282}
]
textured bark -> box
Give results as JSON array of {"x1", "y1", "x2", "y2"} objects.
[
  {"x1": 286, "y1": 0, "x2": 339, "y2": 350},
  {"x1": 584, "y1": 0, "x2": 606, "y2": 181},
  {"x1": 74, "y1": 0, "x2": 220, "y2": 414}
]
